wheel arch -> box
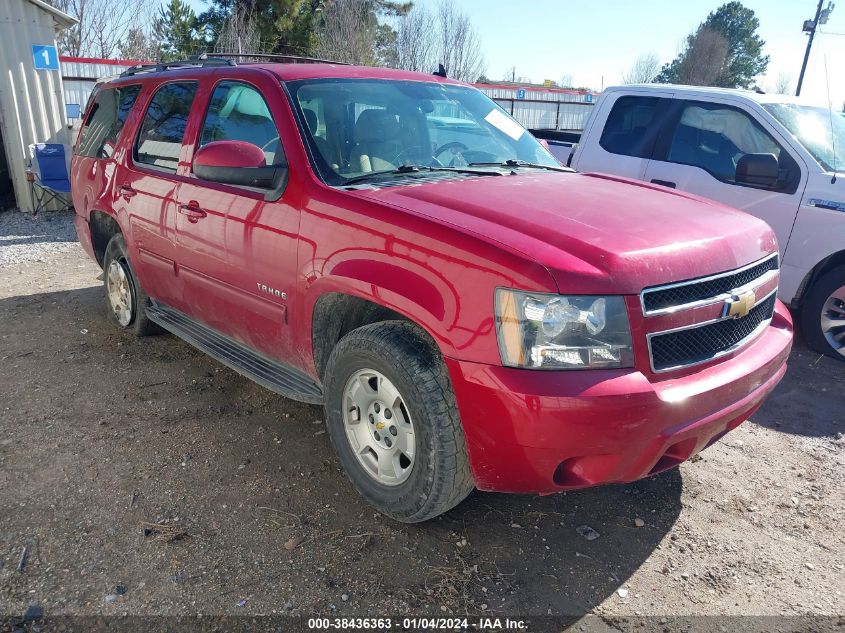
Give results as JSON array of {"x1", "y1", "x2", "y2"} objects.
[
  {"x1": 308, "y1": 283, "x2": 446, "y2": 381},
  {"x1": 792, "y1": 248, "x2": 845, "y2": 307},
  {"x1": 88, "y1": 208, "x2": 125, "y2": 267}
]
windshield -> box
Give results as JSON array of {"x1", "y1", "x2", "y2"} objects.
[
  {"x1": 764, "y1": 103, "x2": 845, "y2": 172},
  {"x1": 286, "y1": 78, "x2": 558, "y2": 185}
]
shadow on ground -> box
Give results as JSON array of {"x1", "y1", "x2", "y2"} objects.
[{"x1": 751, "y1": 332, "x2": 845, "y2": 438}]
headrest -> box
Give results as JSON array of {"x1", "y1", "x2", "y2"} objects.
[
  {"x1": 354, "y1": 109, "x2": 400, "y2": 143},
  {"x1": 220, "y1": 87, "x2": 272, "y2": 119},
  {"x1": 303, "y1": 108, "x2": 318, "y2": 133}
]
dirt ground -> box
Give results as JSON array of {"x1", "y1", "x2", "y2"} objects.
[{"x1": 1, "y1": 215, "x2": 843, "y2": 626}]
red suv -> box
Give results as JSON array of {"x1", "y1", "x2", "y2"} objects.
[{"x1": 71, "y1": 58, "x2": 793, "y2": 522}]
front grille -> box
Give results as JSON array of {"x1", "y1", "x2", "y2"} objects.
[
  {"x1": 642, "y1": 254, "x2": 778, "y2": 314},
  {"x1": 649, "y1": 293, "x2": 777, "y2": 372}
]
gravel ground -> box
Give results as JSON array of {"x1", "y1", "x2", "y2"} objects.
[
  {"x1": 0, "y1": 209, "x2": 78, "y2": 267},
  {"x1": 0, "y1": 212, "x2": 843, "y2": 629}
]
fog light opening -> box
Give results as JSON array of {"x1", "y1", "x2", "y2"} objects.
[{"x1": 648, "y1": 438, "x2": 697, "y2": 476}]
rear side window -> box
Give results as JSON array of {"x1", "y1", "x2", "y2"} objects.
[
  {"x1": 599, "y1": 96, "x2": 668, "y2": 159},
  {"x1": 76, "y1": 85, "x2": 141, "y2": 159},
  {"x1": 199, "y1": 81, "x2": 285, "y2": 166},
  {"x1": 134, "y1": 82, "x2": 198, "y2": 171}
]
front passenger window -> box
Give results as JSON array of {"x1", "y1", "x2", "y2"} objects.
[
  {"x1": 199, "y1": 81, "x2": 284, "y2": 166},
  {"x1": 666, "y1": 103, "x2": 782, "y2": 183}
]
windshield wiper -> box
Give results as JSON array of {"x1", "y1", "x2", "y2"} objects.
[
  {"x1": 468, "y1": 159, "x2": 572, "y2": 173},
  {"x1": 343, "y1": 164, "x2": 503, "y2": 186}
]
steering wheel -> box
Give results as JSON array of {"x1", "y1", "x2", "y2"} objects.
[
  {"x1": 390, "y1": 144, "x2": 444, "y2": 168},
  {"x1": 433, "y1": 142, "x2": 470, "y2": 166}
]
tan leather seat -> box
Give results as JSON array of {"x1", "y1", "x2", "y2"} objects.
[{"x1": 349, "y1": 109, "x2": 403, "y2": 172}]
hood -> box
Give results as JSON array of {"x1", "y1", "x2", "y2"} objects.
[{"x1": 351, "y1": 171, "x2": 778, "y2": 295}]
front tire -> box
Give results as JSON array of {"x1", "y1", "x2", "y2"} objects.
[
  {"x1": 323, "y1": 321, "x2": 474, "y2": 522},
  {"x1": 800, "y1": 265, "x2": 845, "y2": 360},
  {"x1": 103, "y1": 234, "x2": 160, "y2": 337}
]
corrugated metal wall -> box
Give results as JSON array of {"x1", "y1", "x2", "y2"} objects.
[
  {"x1": 0, "y1": 0, "x2": 72, "y2": 212},
  {"x1": 494, "y1": 99, "x2": 595, "y2": 131},
  {"x1": 61, "y1": 59, "x2": 136, "y2": 131},
  {"x1": 479, "y1": 84, "x2": 598, "y2": 132}
]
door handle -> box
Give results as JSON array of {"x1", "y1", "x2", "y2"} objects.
[
  {"x1": 118, "y1": 184, "x2": 137, "y2": 199},
  {"x1": 178, "y1": 202, "x2": 207, "y2": 223},
  {"x1": 650, "y1": 179, "x2": 676, "y2": 189}
]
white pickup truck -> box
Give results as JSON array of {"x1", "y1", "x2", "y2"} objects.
[{"x1": 561, "y1": 84, "x2": 845, "y2": 360}]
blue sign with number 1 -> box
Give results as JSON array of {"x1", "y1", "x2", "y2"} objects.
[{"x1": 32, "y1": 45, "x2": 59, "y2": 70}]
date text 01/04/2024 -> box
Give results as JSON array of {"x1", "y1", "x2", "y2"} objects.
[{"x1": 306, "y1": 617, "x2": 528, "y2": 630}]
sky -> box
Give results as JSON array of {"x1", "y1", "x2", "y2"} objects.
[{"x1": 185, "y1": 0, "x2": 845, "y2": 107}]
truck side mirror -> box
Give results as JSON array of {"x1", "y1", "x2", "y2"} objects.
[
  {"x1": 193, "y1": 140, "x2": 288, "y2": 201},
  {"x1": 735, "y1": 153, "x2": 779, "y2": 189}
]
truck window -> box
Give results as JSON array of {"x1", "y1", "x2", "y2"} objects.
[
  {"x1": 287, "y1": 78, "x2": 557, "y2": 186},
  {"x1": 599, "y1": 96, "x2": 667, "y2": 158},
  {"x1": 76, "y1": 85, "x2": 141, "y2": 159},
  {"x1": 666, "y1": 102, "x2": 783, "y2": 183},
  {"x1": 199, "y1": 81, "x2": 285, "y2": 167},
  {"x1": 764, "y1": 102, "x2": 845, "y2": 172},
  {"x1": 134, "y1": 82, "x2": 198, "y2": 172}
]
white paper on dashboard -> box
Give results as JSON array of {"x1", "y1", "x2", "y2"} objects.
[{"x1": 484, "y1": 108, "x2": 525, "y2": 141}]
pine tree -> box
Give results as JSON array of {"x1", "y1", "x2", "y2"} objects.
[
  {"x1": 655, "y1": 2, "x2": 769, "y2": 88},
  {"x1": 154, "y1": 0, "x2": 203, "y2": 61}
]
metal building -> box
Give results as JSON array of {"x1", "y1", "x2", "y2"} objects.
[
  {"x1": 0, "y1": 0, "x2": 76, "y2": 212},
  {"x1": 475, "y1": 82, "x2": 599, "y2": 132},
  {"x1": 61, "y1": 56, "x2": 142, "y2": 132}
]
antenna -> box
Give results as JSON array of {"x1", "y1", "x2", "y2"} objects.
[{"x1": 824, "y1": 54, "x2": 838, "y2": 183}]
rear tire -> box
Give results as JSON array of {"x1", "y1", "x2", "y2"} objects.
[
  {"x1": 323, "y1": 321, "x2": 474, "y2": 522},
  {"x1": 103, "y1": 234, "x2": 161, "y2": 337},
  {"x1": 800, "y1": 265, "x2": 845, "y2": 360}
]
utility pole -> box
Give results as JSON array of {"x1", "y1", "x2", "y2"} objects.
[{"x1": 797, "y1": 0, "x2": 835, "y2": 96}]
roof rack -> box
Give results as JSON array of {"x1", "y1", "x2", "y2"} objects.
[
  {"x1": 119, "y1": 55, "x2": 235, "y2": 77},
  {"x1": 203, "y1": 52, "x2": 350, "y2": 65}
]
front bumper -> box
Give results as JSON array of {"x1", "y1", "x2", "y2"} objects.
[{"x1": 445, "y1": 301, "x2": 793, "y2": 493}]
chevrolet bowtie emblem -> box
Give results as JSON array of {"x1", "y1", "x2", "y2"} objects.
[{"x1": 723, "y1": 290, "x2": 756, "y2": 319}]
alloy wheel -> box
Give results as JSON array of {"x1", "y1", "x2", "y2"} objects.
[
  {"x1": 106, "y1": 259, "x2": 134, "y2": 327},
  {"x1": 342, "y1": 368, "x2": 415, "y2": 486},
  {"x1": 820, "y1": 284, "x2": 845, "y2": 357}
]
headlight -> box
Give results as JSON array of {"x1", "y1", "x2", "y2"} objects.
[{"x1": 495, "y1": 289, "x2": 634, "y2": 369}]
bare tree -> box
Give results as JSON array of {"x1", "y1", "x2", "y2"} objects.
[
  {"x1": 559, "y1": 73, "x2": 573, "y2": 88},
  {"x1": 119, "y1": 27, "x2": 158, "y2": 61},
  {"x1": 621, "y1": 53, "x2": 661, "y2": 84},
  {"x1": 673, "y1": 27, "x2": 729, "y2": 86},
  {"x1": 394, "y1": 5, "x2": 435, "y2": 72},
  {"x1": 313, "y1": 0, "x2": 378, "y2": 65},
  {"x1": 215, "y1": 4, "x2": 261, "y2": 55},
  {"x1": 51, "y1": 0, "x2": 155, "y2": 58},
  {"x1": 434, "y1": 1, "x2": 485, "y2": 82},
  {"x1": 773, "y1": 71, "x2": 792, "y2": 95}
]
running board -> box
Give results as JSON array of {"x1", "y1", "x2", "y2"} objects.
[{"x1": 146, "y1": 303, "x2": 323, "y2": 405}]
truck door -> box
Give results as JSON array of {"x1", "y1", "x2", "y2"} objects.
[
  {"x1": 118, "y1": 80, "x2": 199, "y2": 312},
  {"x1": 174, "y1": 73, "x2": 299, "y2": 362},
  {"x1": 643, "y1": 99, "x2": 806, "y2": 254},
  {"x1": 573, "y1": 91, "x2": 674, "y2": 180}
]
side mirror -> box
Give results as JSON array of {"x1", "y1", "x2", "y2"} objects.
[
  {"x1": 193, "y1": 140, "x2": 288, "y2": 200},
  {"x1": 735, "y1": 153, "x2": 779, "y2": 189}
]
